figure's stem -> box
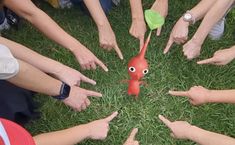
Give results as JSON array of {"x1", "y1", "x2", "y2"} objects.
[{"x1": 139, "y1": 31, "x2": 152, "y2": 58}]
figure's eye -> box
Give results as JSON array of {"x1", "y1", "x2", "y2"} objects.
[
  {"x1": 143, "y1": 69, "x2": 149, "y2": 75},
  {"x1": 129, "y1": 67, "x2": 136, "y2": 72}
]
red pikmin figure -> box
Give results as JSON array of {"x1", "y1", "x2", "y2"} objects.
[{"x1": 127, "y1": 32, "x2": 152, "y2": 98}]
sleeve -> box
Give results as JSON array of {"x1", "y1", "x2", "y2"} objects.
[{"x1": 0, "y1": 44, "x2": 19, "y2": 80}]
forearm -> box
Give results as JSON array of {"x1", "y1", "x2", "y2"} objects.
[
  {"x1": 7, "y1": 60, "x2": 61, "y2": 96},
  {"x1": 129, "y1": 0, "x2": 144, "y2": 21},
  {"x1": 0, "y1": 37, "x2": 65, "y2": 76},
  {"x1": 208, "y1": 89, "x2": 235, "y2": 104},
  {"x1": 190, "y1": 0, "x2": 217, "y2": 22},
  {"x1": 33, "y1": 124, "x2": 90, "y2": 145},
  {"x1": 192, "y1": 0, "x2": 234, "y2": 45},
  {"x1": 83, "y1": 0, "x2": 110, "y2": 27},
  {"x1": 188, "y1": 126, "x2": 235, "y2": 145},
  {"x1": 4, "y1": 0, "x2": 82, "y2": 52}
]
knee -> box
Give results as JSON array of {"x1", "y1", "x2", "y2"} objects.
[{"x1": 0, "y1": 44, "x2": 19, "y2": 80}]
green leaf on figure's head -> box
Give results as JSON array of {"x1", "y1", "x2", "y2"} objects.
[{"x1": 144, "y1": 9, "x2": 165, "y2": 30}]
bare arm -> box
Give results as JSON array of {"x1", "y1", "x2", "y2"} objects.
[
  {"x1": 169, "y1": 86, "x2": 235, "y2": 105},
  {"x1": 208, "y1": 90, "x2": 235, "y2": 104},
  {"x1": 189, "y1": 126, "x2": 235, "y2": 145},
  {"x1": 33, "y1": 112, "x2": 118, "y2": 145},
  {"x1": 8, "y1": 59, "x2": 61, "y2": 96},
  {"x1": 83, "y1": 0, "x2": 123, "y2": 59},
  {"x1": 4, "y1": 0, "x2": 108, "y2": 71},
  {"x1": 129, "y1": 0, "x2": 144, "y2": 21},
  {"x1": 129, "y1": 0, "x2": 146, "y2": 48},
  {"x1": 34, "y1": 125, "x2": 89, "y2": 145},
  {"x1": 4, "y1": 0, "x2": 80, "y2": 52},
  {"x1": 0, "y1": 37, "x2": 64, "y2": 76},
  {"x1": 190, "y1": 0, "x2": 218, "y2": 22},
  {"x1": 192, "y1": 0, "x2": 234, "y2": 45},
  {"x1": 164, "y1": 0, "x2": 217, "y2": 54},
  {"x1": 159, "y1": 115, "x2": 235, "y2": 145},
  {"x1": 0, "y1": 37, "x2": 97, "y2": 86}
]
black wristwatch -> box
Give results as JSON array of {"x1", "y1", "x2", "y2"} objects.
[{"x1": 52, "y1": 82, "x2": 71, "y2": 100}]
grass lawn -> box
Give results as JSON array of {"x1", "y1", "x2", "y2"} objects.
[{"x1": 3, "y1": 0, "x2": 235, "y2": 144}]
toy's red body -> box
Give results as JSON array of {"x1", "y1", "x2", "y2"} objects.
[{"x1": 127, "y1": 32, "x2": 152, "y2": 98}]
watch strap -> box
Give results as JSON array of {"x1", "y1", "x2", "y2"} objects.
[{"x1": 52, "y1": 82, "x2": 71, "y2": 100}]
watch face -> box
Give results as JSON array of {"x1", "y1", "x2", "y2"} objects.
[{"x1": 184, "y1": 13, "x2": 192, "y2": 21}]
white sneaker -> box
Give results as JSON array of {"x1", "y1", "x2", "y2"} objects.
[
  {"x1": 112, "y1": 0, "x2": 120, "y2": 6},
  {"x1": 209, "y1": 17, "x2": 225, "y2": 40},
  {"x1": 0, "y1": 18, "x2": 10, "y2": 31}
]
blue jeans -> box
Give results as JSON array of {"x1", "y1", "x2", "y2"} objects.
[
  {"x1": 0, "y1": 9, "x2": 5, "y2": 24},
  {"x1": 71, "y1": 0, "x2": 113, "y2": 14}
]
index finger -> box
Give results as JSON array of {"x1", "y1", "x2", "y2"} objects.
[
  {"x1": 95, "y1": 58, "x2": 108, "y2": 72},
  {"x1": 105, "y1": 111, "x2": 118, "y2": 122},
  {"x1": 84, "y1": 89, "x2": 102, "y2": 97},
  {"x1": 164, "y1": 36, "x2": 174, "y2": 54},
  {"x1": 169, "y1": 90, "x2": 189, "y2": 97},
  {"x1": 81, "y1": 74, "x2": 96, "y2": 85},
  {"x1": 157, "y1": 27, "x2": 162, "y2": 36},
  {"x1": 139, "y1": 36, "x2": 144, "y2": 51},
  {"x1": 158, "y1": 115, "x2": 172, "y2": 128},
  {"x1": 114, "y1": 44, "x2": 123, "y2": 60},
  {"x1": 197, "y1": 57, "x2": 215, "y2": 65},
  {"x1": 127, "y1": 128, "x2": 138, "y2": 141}
]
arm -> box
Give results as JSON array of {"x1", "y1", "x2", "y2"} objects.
[
  {"x1": 191, "y1": 0, "x2": 234, "y2": 46},
  {"x1": 208, "y1": 90, "x2": 235, "y2": 104},
  {"x1": 4, "y1": 0, "x2": 108, "y2": 71},
  {"x1": 169, "y1": 86, "x2": 235, "y2": 106},
  {"x1": 151, "y1": 0, "x2": 168, "y2": 36},
  {"x1": 159, "y1": 115, "x2": 235, "y2": 145},
  {"x1": 0, "y1": 37, "x2": 97, "y2": 86},
  {"x1": 33, "y1": 112, "x2": 118, "y2": 145},
  {"x1": 8, "y1": 59, "x2": 102, "y2": 112},
  {"x1": 164, "y1": 0, "x2": 217, "y2": 54},
  {"x1": 33, "y1": 124, "x2": 90, "y2": 145},
  {"x1": 197, "y1": 46, "x2": 235, "y2": 65},
  {"x1": 4, "y1": 0, "x2": 80, "y2": 52},
  {"x1": 8, "y1": 59, "x2": 61, "y2": 96},
  {"x1": 189, "y1": 0, "x2": 218, "y2": 22},
  {"x1": 129, "y1": 0, "x2": 146, "y2": 49},
  {"x1": 83, "y1": 0, "x2": 123, "y2": 59},
  {"x1": 189, "y1": 126, "x2": 235, "y2": 145}
]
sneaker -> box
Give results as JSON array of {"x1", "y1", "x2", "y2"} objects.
[
  {"x1": 0, "y1": 18, "x2": 10, "y2": 31},
  {"x1": 59, "y1": 0, "x2": 73, "y2": 9},
  {"x1": 209, "y1": 17, "x2": 225, "y2": 40},
  {"x1": 112, "y1": 0, "x2": 120, "y2": 6}
]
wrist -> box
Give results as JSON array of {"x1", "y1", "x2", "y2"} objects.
[
  {"x1": 52, "y1": 82, "x2": 71, "y2": 100},
  {"x1": 132, "y1": 12, "x2": 144, "y2": 21},
  {"x1": 179, "y1": 17, "x2": 190, "y2": 27},
  {"x1": 231, "y1": 46, "x2": 235, "y2": 58},
  {"x1": 191, "y1": 36, "x2": 203, "y2": 46},
  {"x1": 82, "y1": 123, "x2": 92, "y2": 139},
  {"x1": 187, "y1": 125, "x2": 203, "y2": 141}
]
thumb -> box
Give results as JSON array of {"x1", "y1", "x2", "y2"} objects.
[
  {"x1": 164, "y1": 36, "x2": 174, "y2": 54},
  {"x1": 114, "y1": 43, "x2": 123, "y2": 60}
]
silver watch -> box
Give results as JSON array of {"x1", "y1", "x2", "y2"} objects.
[{"x1": 183, "y1": 11, "x2": 195, "y2": 25}]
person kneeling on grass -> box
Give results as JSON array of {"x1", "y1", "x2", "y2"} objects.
[
  {"x1": 0, "y1": 112, "x2": 139, "y2": 145},
  {"x1": 159, "y1": 115, "x2": 235, "y2": 145}
]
